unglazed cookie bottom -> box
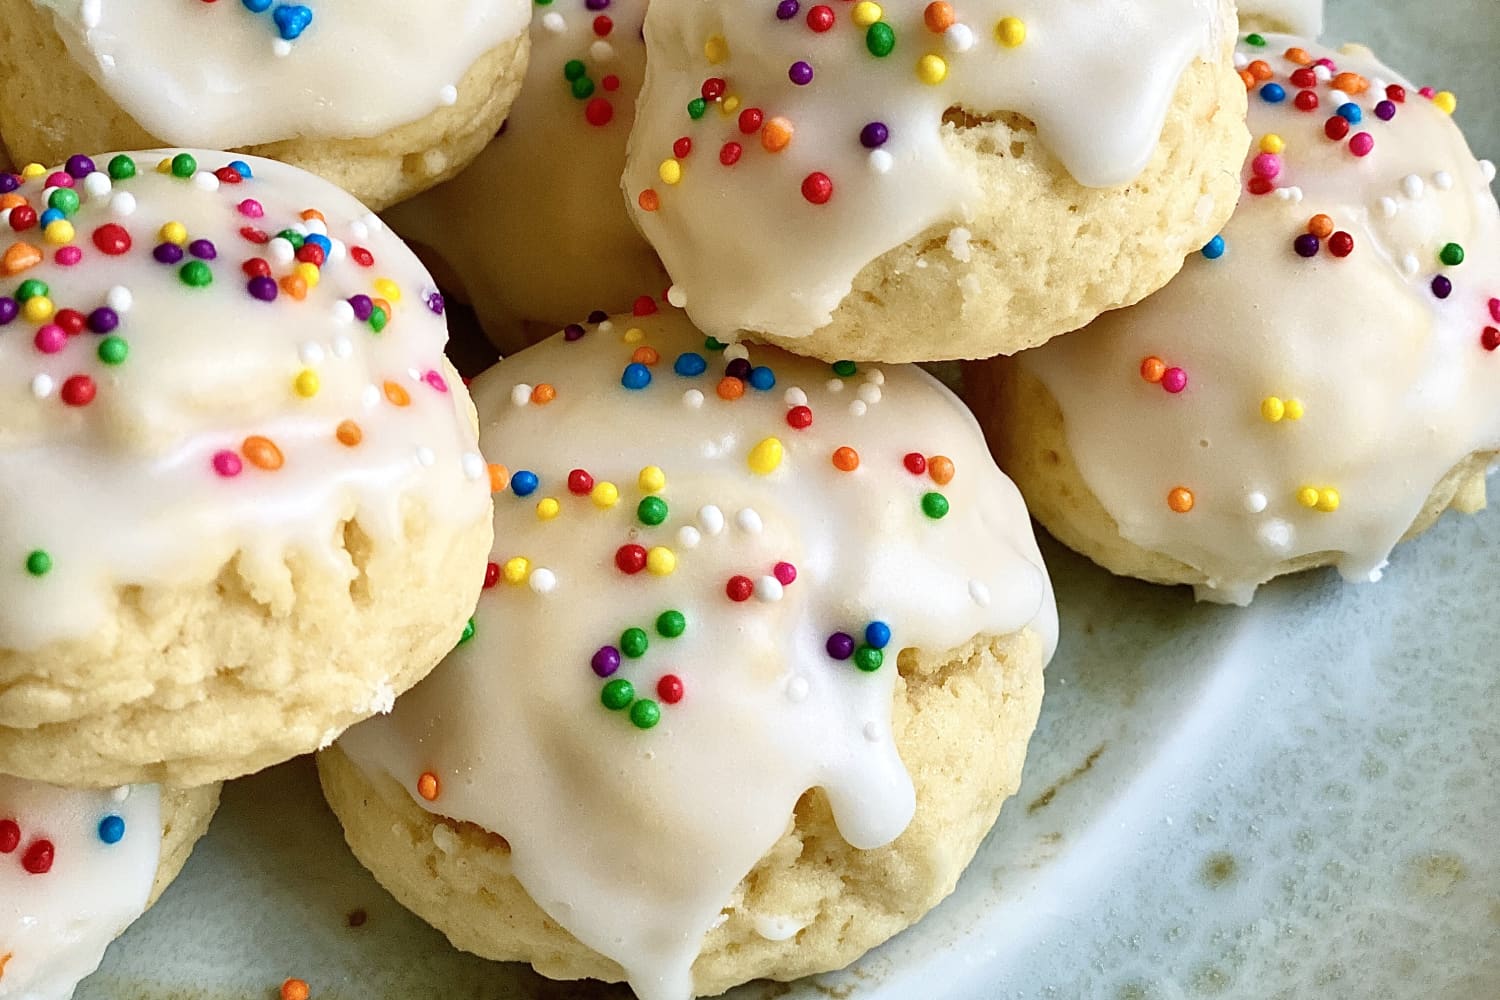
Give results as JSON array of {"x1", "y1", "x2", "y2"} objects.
[
  {"x1": 0, "y1": 504, "x2": 492, "y2": 789},
  {"x1": 970, "y1": 365, "x2": 1493, "y2": 596},
  {"x1": 0, "y1": 6, "x2": 528, "y2": 211},
  {"x1": 319, "y1": 628, "x2": 1045, "y2": 997},
  {"x1": 148, "y1": 784, "x2": 221, "y2": 907}
]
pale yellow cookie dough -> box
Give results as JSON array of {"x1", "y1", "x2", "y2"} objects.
[
  {"x1": 320, "y1": 627, "x2": 1046, "y2": 996},
  {"x1": 149, "y1": 783, "x2": 221, "y2": 907}
]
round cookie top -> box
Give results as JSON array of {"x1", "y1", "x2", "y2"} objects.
[
  {"x1": 386, "y1": 0, "x2": 661, "y2": 337},
  {"x1": 623, "y1": 0, "x2": 1228, "y2": 342},
  {"x1": 29, "y1": 0, "x2": 529, "y2": 148},
  {"x1": 1016, "y1": 35, "x2": 1500, "y2": 604},
  {"x1": 0, "y1": 778, "x2": 160, "y2": 1000},
  {"x1": 340, "y1": 307, "x2": 1056, "y2": 1000},
  {"x1": 0, "y1": 150, "x2": 491, "y2": 651}
]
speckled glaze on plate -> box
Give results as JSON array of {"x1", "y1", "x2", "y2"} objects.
[{"x1": 73, "y1": 1, "x2": 1499, "y2": 997}]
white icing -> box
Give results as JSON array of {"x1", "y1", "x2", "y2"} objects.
[
  {"x1": 339, "y1": 310, "x2": 1055, "y2": 1000},
  {"x1": 624, "y1": 0, "x2": 1226, "y2": 342},
  {"x1": 0, "y1": 151, "x2": 491, "y2": 652},
  {"x1": 1237, "y1": 0, "x2": 1324, "y2": 36},
  {"x1": 385, "y1": 0, "x2": 664, "y2": 341},
  {"x1": 1016, "y1": 35, "x2": 1500, "y2": 604},
  {"x1": 31, "y1": 0, "x2": 529, "y2": 147},
  {"x1": 0, "y1": 778, "x2": 160, "y2": 1000}
]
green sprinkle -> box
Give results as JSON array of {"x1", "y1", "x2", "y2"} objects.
[
  {"x1": 48, "y1": 188, "x2": 79, "y2": 216},
  {"x1": 275, "y1": 229, "x2": 306, "y2": 250},
  {"x1": 179, "y1": 261, "x2": 213, "y2": 288},
  {"x1": 832, "y1": 360, "x2": 857, "y2": 377},
  {"x1": 571, "y1": 76, "x2": 595, "y2": 99},
  {"x1": 866, "y1": 22, "x2": 895, "y2": 58},
  {"x1": 601, "y1": 678, "x2": 635, "y2": 711},
  {"x1": 621, "y1": 627, "x2": 649, "y2": 658},
  {"x1": 656, "y1": 610, "x2": 686, "y2": 638},
  {"x1": 704, "y1": 336, "x2": 727, "y2": 351},
  {"x1": 107, "y1": 155, "x2": 136, "y2": 181},
  {"x1": 1440, "y1": 242, "x2": 1465, "y2": 266},
  {"x1": 170, "y1": 153, "x2": 197, "y2": 178},
  {"x1": 369, "y1": 307, "x2": 389, "y2": 333},
  {"x1": 15, "y1": 279, "x2": 48, "y2": 302},
  {"x1": 24, "y1": 550, "x2": 52, "y2": 577},
  {"x1": 921, "y1": 492, "x2": 950, "y2": 520},
  {"x1": 458, "y1": 618, "x2": 476, "y2": 644},
  {"x1": 854, "y1": 645, "x2": 884, "y2": 672},
  {"x1": 638, "y1": 495, "x2": 669, "y2": 527},
  {"x1": 687, "y1": 97, "x2": 708, "y2": 120},
  {"x1": 563, "y1": 59, "x2": 586, "y2": 81},
  {"x1": 630, "y1": 699, "x2": 662, "y2": 729},
  {"x1": 97, "y1": 336, "x2": 129, "y2": 365},
  {"x1": 1245, "y1": 33, "x2": 1266, "y2": 46}
]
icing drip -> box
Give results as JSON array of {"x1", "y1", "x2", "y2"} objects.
[
  {"x1": 623, "y1": 0, "x2": 1226, "y2": 341},
  {"x1": 1018, "y1": 35, "x2": 1500, "y2": 604},
  {"x1": 385, "y1": 0, "x2": 663, "y2": 336},
  {"x1": 1237, "y1": 0, "x2": 1324, "y2": 36},
  {"x1": 340, "y1": 309, "x2": 1055, "y2": 1000},
  {"x1": 0, "y1": 151, "x2": 491, "y2": 651},
  {"x1": 31, "y1": 0, "x2": 529, "y2": 147},
  {"x1": 0, "y1": 778, "x2": 160, "y2": 1000}
]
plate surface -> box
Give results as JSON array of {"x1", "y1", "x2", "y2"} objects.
[{"x1": 77, "y1": 2, "x2": 1500, "y2": 998}]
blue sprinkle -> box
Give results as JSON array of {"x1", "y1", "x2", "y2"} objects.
[
  {"x1": 1259, "y1": 83, "x2": 1286, "y2": 103},
  {"x1": 510, "y1": 470, "x2": 539, "y2": 497},
  {"x1": 229, "y1": 160, "x2": 254, "y2": 179},
  {"x1": 272, "y1": 3, "x2": 314, "y2": 40},
  {"x1": 39, "y1": 208, "x2": 63, "y2": 227},
  {"x1": 1336, "y1": 101, "x2": 1363, "y2": 124},
  {"x1": 621, "y1": 362, "x2": 652, "y2": 390},
  {"x1": 673, "y1": 352, "x2": 708, "y2": 377},
  {"x1": 242, "y1": 0, "x2": 273, "y2": 12},
  {"x1": 304, "y1": 234, "x2": 333, "y2": 257},
  {"x1": 98, "y1": 815, "x2": 126, "y2": 845},
  {"x1": 1201, "y1": 235, "x2": 1226, "y2": 260},
  {"x1": 748, "y1": 366, "x2": 776, "y2": 391},
  {"x1": 864, "y1": 621, "x2": 891, "y2": 650}
]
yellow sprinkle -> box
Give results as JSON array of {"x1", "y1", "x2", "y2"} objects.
[
  {"x1": 623, "y1": 327, "x2": 645, "y2": 344},
  {"x1": 1316, "y1": 488, "x2": 1340, "y2": 512},
  {"x1": 20, "y1": 163, "x2": 45, "y2": 180},
  {"x1": 722, "y1": 95, "x2": 741, "y2": 114},
  {"x1": 638, "y1": 466, "x2": 667, "y2": 493},
  {"x1": 155, "y1": 158, "x2": 173, "y2": 174},
  {"x1": 502, "y1": 557, "x2": 530, "y2": 584},
  {"x1": 748, "y1": 437, "x2": 785, "y2": 475},
  {"x1": 295, "y1": 261, "x2": 321, "y2": 288},
  {"x1": 1259, "y1": 133, "x2": 1285, "y2": 154},
  {"x1": 916, "y1": 54, "x2": 948, "y2": 85},
  {"x1": 659, "y1": 159, "x2": 683, "y2": 185},
  {"x1": 852, "y1": 2, "x2": 882, "y2": 27},
  {"x1": 592, "y1": 481, "x2": 620, "y2": 508},
  {"x1": 995, "y1": 16, "x2": 1026, "y2": 48},
  {"x1": 293, "y1": 369, "x2": 320, "y2": 398},
  {"x1": 1433, "y1": 91, "x2": 1457, "y2": 115},
  {"x1": 646, "y1": 546, "x2": 677, "y2": 576},
  {"x1": 22, "y1": 296, "x2": 54, "y2": 323},
  {"x1": 1284, "y1": 398, "x2": 1304, "y2": 420},
  {"x1": 43, "y1": 220, "x2": 74, "y2": 245},
  {"x1": 704, "y1": 34, "x2": 729, "y2": 64},
  {"x1": 536, "y1": 497, "x2": 561, "y2": 521},
  {"x1": 1296, "y1": 487, "x2": 1320, "y2": 509},
  {"x1": 159, "y1": 221, "x2": 188, "y2": 246},
  {"x1": 1260, "y1": 396, "x2": 1286, "y2": 422},
  {"x1": 374, "y1": 278, "x2": 401, "y2": 302}
]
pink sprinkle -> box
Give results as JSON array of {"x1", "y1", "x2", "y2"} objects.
[
  {"x1": 46, "y1": 172, "x2": 73, "y2": 189},
  {"x1": 54, "y1": 246, "x2": 83, "y2": 266},
  {"x1": 1162, "y1": 367, "x2": 1188, "y2": 394},
  {"x1": 1487, "y1": 297, "x2": 1499, "y2": 323},
  {"x1": 1314, "y1": 58, "x2": 1336, "y2": 70},
  {"x1": 1348, "y1": 132, "x2": 1374, "y2": 157},
  {"x1": 773, "y1": 561, "x2": 797, "y2": 586},
  {"x1": 1419, "y1": 86, "x2": 1436, "y2": 98},
  {"x1": 212, "y1": 450, "x2": 243, "y2": 477},
  {"x1": 1251, "y1": 153, "x2": 1281, "y2": 179},
  {"x1": 34, "y1": 324, "x2": 67, "y2": 354},
  {"x1": 238, "y1": 199, "x2": 264, "y2": 219},
  {"x1": 423, "y1": 370, "x2": 450, "y2": 393}
]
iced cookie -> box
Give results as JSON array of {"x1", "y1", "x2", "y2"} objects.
[
  {"x1": 621, "y1": 0, "x2": 1248, "y2": 362},
  {"x1": 1239, "y1": 1, "x2": 1324, "y2": 37},
  {"x1": 970, "y1": 35, "x2": 1499, "y2": 605},
  {"x1": 320, "y1": 308, "x2": 1056, "y2": 1000},
  {"x1": 386, "y1": 0, "x2": 665, "y2": 353},
  {"x1": 0, "y1": 150, "x2": 494, "y2": 787},
  {"x1": 0, "y1": 777, "x2": 219, "y2": 1000},
  {"x1": 0, "y1": 0, "x2": 531, "y2": 210}
]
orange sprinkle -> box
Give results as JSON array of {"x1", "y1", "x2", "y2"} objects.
[
  {"x1": 280, "y1": 274, "x2": 308, "y2": 300},
  {"x1": 1167, "y1": 487, "x2": 1195, "y2": 513},
  {"x1": 832, "y1": 446, "x2": 860, "y2": 472},
  {"x1": 631, "y1": 346, "x2": 660, "y2": 366},
  {"x1": 416, "y1": 772, "x2": 440, "y2": 801},
  {"x1": 761, "y1": 117, "x2": 794, "y2": 153},
  {"x1": 372, "y1": 297, "x2": 392, "y2": 319},
  {"x1": 530, "y1": 383, "x2": 556, "y2": 405},
  {"x1": 928, "y1": 455, "x2": 955, "y2": 485},
  {"x1": 1284, "y1": 46, "x2": 1312, "y2": 66},
  {"x1": 488, "y1": 463, "x2": 509, "y2": 493},
  {"x1": 299, "y1": 209, "x2": 326, "y2": 223},
  {"x1": 922, "y1": 1, "x2": 954, "y2": 32},
  {"x1": 717, "y1": 376, "x2": 745, "y2": 400},
  {"x1": 383, "y1": 380, "x2": 410, "y2": 407},
  {"x1": 1332, "y1": 71, "x2": 1368, "y2": 94},
  {"x1": 242, "y1": 436, "x2": 284, "y2": 471},
  {"x1": 1, "y1": 242, "x2": 42, "y2": 276},
  {"x1": 637, "y1": 189, "x2": 660, "y2": 212},
  {"x1": 1238, "y1": 68, "x2": 1257, "y2": 90},
  {"x1": 1307, "y1": 214, "x2": 1334, "y2": 239},
  {"x1": 1247, "y1": 60, "x2": 1272, "y2": 82},
  {"x1": 280, "y1": 978, "x2": 311, "y2": 1000},
  {"x1": 0, "y1": 952, "x2": 11, "y2": 981},
  {"x1": 335, "y1": 420, "x2": 363, "y2": 447},
  {"x1": 0, "y1": 193, "x2": 24, "y2": 210},
  {"x1": 1140, "y1": 356, "x2": 1166, "y2": 383}
]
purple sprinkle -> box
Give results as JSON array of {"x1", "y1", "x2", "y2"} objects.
[
  {"x1": 65, "y1": 155, "x2": 96, "y2": 179},
  {"x1": 789, "y1": 60, "x2": 814, "y2": 86},
  {"x1": 87, "y1": 307, "x2": 119, "y2": 334},
  {"x1": 426, "y1": 290, "x2": 445, "y2": 315},
  {"x1": 564, "y1": 323, "x2": 587, "y2": 341},
  {"x1": 776, "y1": 0, "x2": 799, "y2": 19},
  {"x1": 725, "y1": 357, "x2": 752, "y2": 379},
  {"x1": 0, "y1": 297, "x2": 17, "y2": 325},
  {"x1": 1293, "y1": 234, "x2": 1320, "y2": 258},
  {"x1": 247, "y1": 276, "x2": 279, "y2": 302},
  {"x1": 0, "y1": 174, "x2": 18, "y2": 194},
  {"x1": 591, "y1": 645, "x2": 622, "y2": 677},
  {"x1": 1431, "y1": 275, "x2": 1453, "y2": 299},
  {"x1": 153, "y1": 242, "x2": 185, "y2": 264},
  {"x1": 348, "y1": 294, "x2": 374, "y2": 321},
  {"x1": 585, "y1": 0, "x2": 610, "y2": 9},
  {"x1": 587, "y1": 309, "x2": 609, "y2": 323},
  {"x1": 188, "y1": 239, "x2": 217, "y2": 261},
  {"x1": 826, "y1": 632, "x2": 856, "y2": 660},
  {"x1": 1374, "y1": 100, "x2": 1396, "y2": 121},
  {"x1": 859, "y1": 121, "x2": 889, "y2": 148}
]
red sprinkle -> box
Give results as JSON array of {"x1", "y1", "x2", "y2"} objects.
[
  {"x1": 657, "y1": 675, "x2": 684, "y2": 704},
  {"x1": 567, "y1": 469, "x2": 595, "y2": 495},
  {"x1": 786, "y1": 405, "x2": 813, "y2": 429},
  {"x1": 903, "y1": 452, "x2": 927, "y2": 475},
  {"x1": 92, "y1": 223, "x2": 132, "y2": 255},
  {"x1": 720, "y1": 141, "x2": 743, "y2": 166},
  {"x1": 0, "y1": 819, "x2": 18, "y2": 853},
  {"x1": 738, "y1": 108, "x2": 764, "y2": 134},
  {"x1": 615, "y1": 544, "x2": 648, "y2": 575},
  {"x1": 22, "y1": 839, "x2": 54, "y2": 874},
  {"x1": 801, "y1": 172, "x2": 833, "y2": 205},
  {"x1": 726, "y1": 575, "x2": 754, "y2": 602},
  {"x1": 1482, "y1": 327, "x2": 1500, "y2": 352},
  {"x1": 351, "y1": 246, "x2": 374, "y2": 267},
  {"x1": 585, "y1": 97, "x2": 614, "y2": 126},
  {"x1": 60, "y1": 375, "x2": 96, "y2": 407},
  {"x1": 483, "y1": 562, "x2": 500, "y2": 588},
  {"x1": 1329, "y1": 231, "x2": 1355, "y2": 257}
]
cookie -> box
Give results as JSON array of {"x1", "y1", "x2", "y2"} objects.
[
  {"x1": 0, "y1": 1, "x2": 531, "y2": 210},
  {"x1": 385, "y1": 0, "x2": 665, "y2": 353},
  {"x1": 621, "y1": 0, "x2": 1249, "y2": 362},
  {"x1": 322, "y1": 307, "x2": 1056, "y2": 999},
  {"x1": 971, "y1": 35, "x2": 1499, "y2": 604},
  {"x1": 1239, "y1": 2, "x2": 1324, "y2": 36},
  {"x1": 0, "y1": 151, "x2": 494, "y2": 787},
  {"x1": 0, "y1": 778, "x2": 219, "y2": 1000}
]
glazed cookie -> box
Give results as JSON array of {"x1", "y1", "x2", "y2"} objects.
[
  {"x1": 621, "y1": 0, "x2": 1248, "y2": 363},
  {"x1": 971, "y1": 35, "x2": 1500, "y2": 605},
  {"x1": 0, "y1": 777, "x2": 219, "y2": 1000},
  {"x1": 1238, "y1": 1, "x2": 1323, "y2": 36},
  {"x1": 0, "y1": 150, "x2": 494, "y2": 787},
  {"x1": 321, "y1": 308, "x2": 1056, "y2": 1000},
  {"x1": 386, "y1": 0, "x2": 665, "y2": 353},
  {"x1": 0, "y1": 0, "x2": 531, "y2": 210}
]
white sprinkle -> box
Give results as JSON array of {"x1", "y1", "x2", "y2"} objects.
[
  {"x1": 945, "y1": 227, "x2": 973, "y2": 263},
  {"x1": 1433, "y1": 170, "x2": 1454, "y2": 191},
  {"x1": 192, "y1": 171, "x2": 219, "y2": 193},
  {"x1": 462, "y1": 452, "x2": 487, "y2": 480},
  {"x1": 0, "y1": 209, "x2": 10, "y2": 228},
  {"x1": 866, "y1": 369, "x2": 885, "y2": 386},
  {"x1": 943, "y1": 22, "x2": 974, "y2": 52},
  {"x1": 432, "y1": 824, "x2": 458, "y2": 854},
  {"x1": 110, "y1": 191, "x2": 136, "y2": 217},
  {"x1": 826, "y1": 378, "x2": 845, "y2": 393},
  {"x1": 439, "y1": 85, "x2": 459, "y2": 107},
  {"x1": 82, "y1": 172, "x2": 111, "y2": 198},
  {"x1": 31, "y1": 374, "x2": 54, "y2": 398},
  {"x1": 736, "y1": 508, "x2": 763, "y2": 534},
  {"x1": 589, "y1": 40, "x2": 615, "y2": 63},
  {"x1": 755, "y1": 576, "x2": 784, "y2": 602},
  {"x1": 299, "y1": 342, "x2": 325, "y2": 365},
  {"x1": 81, "y1": 0, "x2": 102, "y2": 28},
  {"x1": 1285, "y1": 186, "x2": 1304, "y2": 204},
  {"x1": 597, "y1": 319, "x2": 615, "y2": 334},
  {"x1": 786, "y1": 676, "x2": 810, "y2": 703},
  {"x1": 529, "y1": 568, "x2": 557, "y2": 594},
  {"x1": 1233, "y1": 51, "x2": 1249, "y2": 69},
  {"x1": 541, "y1": 10, "x2": 566, "y2": 32},
  {"x1": 857, "y1": 383, "x2": 882, "y2": 404},
  {"x1": 327, "y1": 239, "x2": 347, "y2": 263},
  {"x1": 753, "y1": 916, "x2": 804, "y2": 942},
  {"x1": 1258, "y1": 518, "x2": 1294, "y2": 553},
  {"x1": 666, "y1": 284, "x2": 688, "y2": 308},
  {"x1": 511, "y1": 383, "x2": 533, "y2": 406},
  {"x1": 1365, "y1": 567, "x2": 1384, "y2": 584},
  {"x1": 99, "y1": 54, "x2": 115, "y2": 71},
  {"x1": 969, "y1": 580, "x2": 992, "y2": 607},
  {"x1": 1481, "y1": 160, "x2": 1496, "y2": 183},
  {"x1": 1378, "y1": 196, "x2": 1398, "y2": 218},
  {"x1": 677, "y1": 526, "x2": 702, "y2": 549},
  {"x1": 406, "y1": 368, "x2": 423, "y2": 383},
  {"x1": 1244, "y1": 492, "x2": 1268, "y2": 514},
  {"x1": 868, "y1": 149, "x2": 894, "y2": 174},
  {"x1": 332, "y1": 335, "x2": 354, "y2": 358},
  {"x1": 416, "y1": 447, "x2": 436, "y2": 467},
  {"x1": 848, "y1": 400, "x2": 868, "y2": 416},
  {"x1": 350, "y1": 219, "x2": 371, "y2": 241},
  {"x1": 683, "y1": 388, "x2": 705, "y2": 408},
  {"x1": 41, "y1": 187, "x2": 57, "y2": 204},
  {"x1": 360, "y1": 212, "x2": 384, "y2": 234},
  {"x1": 362, "y1": 384, "x2": 381, "y2": 409},
  {"x1": 1274, "y1": 188, "x2": 1294, "y2": 202},
  {"x1": 1401, "y1": 253, "x2": 1420, "y2": 276},
  {"x1": 110, "y1": 785, "x2": 131, "y2": 803},
  {"x1": 106, "y1": 286, "x2": 133, "y2": 313},
  {"x1": 699, "y1": 505, "x2": 725, "y2": 536},
  {"x1": 784, "y1": 387, "x2": 808, "y2": 406},
  {"x1": 332, "y1": 300, "x2": 356, "y2": 325},
  {"x1": 268, "y1": 237, "x2": 296, "y2": 265},
  {"x1": 304, "y1": 218, "x2": 328, "y2": 236},
  {"x1": 863, "y1": 722, "x2": 883, "y2": 743},
  {"x1": 1402, "y1": 174, "x2": 1425, "y2": 199},
  {"x1": 1328, "y1": 88, "x2": 1349, "y2": 106},
  {"x1": 272, "y1": 38, "x2": 293, "y2": 57},
  {"x1": 724, "y1": 343, "x2": 750, "y2": 362}
]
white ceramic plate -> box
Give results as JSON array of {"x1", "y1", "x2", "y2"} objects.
[{"x1": 76, "y1": 2, "x2": 1500, "y2": 998}]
